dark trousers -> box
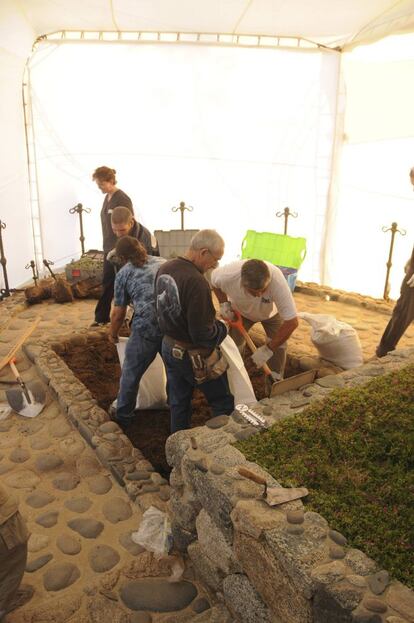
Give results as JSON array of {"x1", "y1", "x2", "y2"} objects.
[
  {"x1": 116, "y1": 332, "x2": 162, "y2": 423},
  {"x1": 161, "y1": 340, "x2": 234, "y2": 434},
  {"x1": 376, "y1": 278, "x2": 414, "y2": 356},
  {"x1": 94, "y1": 257, "x2": 115, "y2": 323}
]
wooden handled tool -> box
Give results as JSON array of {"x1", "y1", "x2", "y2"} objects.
[
  {"x1": 227, "y1": 312, "x2": 273, "y2": 377},
  {"x1": 0, "y1": 317, "x2": 40, "y2": 372},
  {"x1": 238, "y1": 467, "x2": 309, "y2": 506}
]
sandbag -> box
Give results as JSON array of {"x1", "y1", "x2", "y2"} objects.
[
  {"x1": 220, "y1": 335, "x2": 256, "y2": 404},
  {"x1": 114, "y1": 337, "x2": 168, "y2": 410},
  {"x1": 298, "y1": 312, "x2": 363, "y2": 370}
]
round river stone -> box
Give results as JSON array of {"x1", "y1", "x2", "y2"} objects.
[
  {"x1": 43, "y1": 562, "x2": 80, "y2": 592},
  {"x1": 56, "y1": 534, "x2": 81, "y2": 555},
  {"x1": 36, "y1": 511, "x2": 59, "y2": 528},
  {"x1": 28, "y1": 534, "x2": 50, "y2": 553},
  {"x1": 76, "y1": 456, "x2": 101, "y2": 477},
  {"x1": 5, "y1": 469, "x2": 40, "y2": 489},
  {"x1": 88, "y1": 544, "x2": 120, "y2": 572},
  {"x1": 9, "y1": 447, "x2": 30, "y2": 463},
  {"x1": 68, "y1": 517, "x2": 104, "y2": 539},
  {"x1": 102, "y1": 498, "x2": 132, "y2": 524},
  {"x1": 53, "y1": 472, "x2": 80, "y2": 491},
  {"x1": 192, "y1": 597, "x2": 210, "y2": 614},
  {"x1": 87, "y1": 475, "x2": 112, "y2": 495},
  {"x1": 30, "y1": 437, "x2": 51, "y2": 451},
  {"x1": 26, "y1": 553, "x2": 53, "y2": 572},
  {"x1": 35, "y1": 454, "x2": 63, "y2": 472},
  {"x1": 64, "y1": 497, "x2": 92, "y2": 513},
  {"x1": 26, "y1": 491, "x2": 55, "y2": 509},
  {"x1": 119, "y1": 532, "x2": 145, "y2": 556},
  {"x1": 120, "y1": 579, "x2": 197, "y2": 612}
]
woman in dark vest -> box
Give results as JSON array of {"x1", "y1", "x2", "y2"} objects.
[{"x1": 92, "y1": 166, "x2": 133, "y2": 325}]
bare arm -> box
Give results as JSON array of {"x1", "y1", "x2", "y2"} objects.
[
  {"x1": 268, "y1": 317, "x2": 299, "y2": 351},
  {"x1": 109, "y1": 306, "x2": 127, "y2": 343}
]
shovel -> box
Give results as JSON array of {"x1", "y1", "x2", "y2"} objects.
[
  {"x1": 0, "y1": 318, "x2": 46, "y2": 417},
  {"x1": 238, "y1": 467, "x2": 308, "y2": 506},
  {"x1": 227, "y1": 310, "x2": 279, "y2": 394}
]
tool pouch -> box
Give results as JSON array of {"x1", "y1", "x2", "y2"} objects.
[{"x1": 189, "y1": 347, "x2": 229, "y2": 384}]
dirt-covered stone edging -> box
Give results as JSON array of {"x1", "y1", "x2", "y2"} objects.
[
  {"x1": 295, "y1": 281, "x2": 394, "y2": 315},
  {"x1": 166, "y1": 347, "x2": 414, "y2": 623},
  {"x1": 23, "y1": 329, "x2": 172, "y2": 514}
]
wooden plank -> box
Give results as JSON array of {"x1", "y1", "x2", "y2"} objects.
[
  {"x1": 0, "y1": 318, "x2": 40, "y2": 371},
  {"x1": 270, "y1": 369, "x2": 316, "y2": 396}
]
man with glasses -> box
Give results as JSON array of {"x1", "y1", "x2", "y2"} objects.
[
  {"x1": 155, "y1": 229, "x2": 234, "y2": 433},
  {"x1": 211, "y1": 258, "x2": 298, "y2": 378}
]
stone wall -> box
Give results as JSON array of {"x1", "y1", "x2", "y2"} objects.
[
  {"x1": 166, "y1": 348, "x2": 414, "y2": 623},
  {"x1": 23, "y1": 329, "x2": 172, "y2": 514}
]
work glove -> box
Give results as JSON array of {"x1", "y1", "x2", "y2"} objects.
[
  {"x1": 270, "y1": 371, "x2": 282, "y2": 382},
  {"x1": 407, "y1": 274, "x2": 414, "y2": 287},
  {"x1": 219, "y1": 301, "x2": 235, "y2": 321},
  {"x1": 251, "y1": 344, "x2": 273, "y2": 368}
]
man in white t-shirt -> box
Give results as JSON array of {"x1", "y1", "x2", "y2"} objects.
[{"x1": 211, "y1": 259, "x2": 298, "y2": 377}]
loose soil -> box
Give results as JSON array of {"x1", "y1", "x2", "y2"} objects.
[{"x1": 61, "y1": 338, "x2": 268, "y2": 476}]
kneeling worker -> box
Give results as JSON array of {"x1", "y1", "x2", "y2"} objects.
[
  {"x1": 0, "y1": 483, "x2": 31, "y2": 621},
  {"x1": 155, "y1": 229, "x2": 234, "y2": 433},
  {"x1": 93, "y1": 206, "x2": 160, "y2": 326},
  {"x1": 211, "y1": 259, "x2": 298, "y2": 377},
  {"x1": 109, "y1": 236, "x2": 165, "y2": 428}
]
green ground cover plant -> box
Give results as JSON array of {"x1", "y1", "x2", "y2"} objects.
[{"x1": 236, "y1": 364, "x2": 414, "y2": 588}]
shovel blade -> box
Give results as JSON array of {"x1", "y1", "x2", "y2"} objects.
[{"x1": 6, "y1": 382, "x2": 46, "y2": 418}]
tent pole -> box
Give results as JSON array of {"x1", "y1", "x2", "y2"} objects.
[{"x1": 22, "y1": 64, "x2": 45, "y2": 279}]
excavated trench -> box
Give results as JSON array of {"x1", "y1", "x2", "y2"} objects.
[{"x1": 60, "y1": 333, "x2": 298, "y2": 476}]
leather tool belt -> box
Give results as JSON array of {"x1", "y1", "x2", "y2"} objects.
[{"x1": 164, "y1": 335, "x2": 228, "y2": 384}]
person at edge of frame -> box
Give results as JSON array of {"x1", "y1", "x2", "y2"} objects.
[{"x1": 376, "y1": 166, "x2": 414, "y2": 356}]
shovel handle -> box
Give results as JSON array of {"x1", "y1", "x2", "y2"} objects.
[
  {"x1": 232, "y1": 323, "x2": 273, "y2": 377},
  {"x1": 0, "y1": 318, "x2": 40, "y2": 372},
  {"x1": 238, "y1": 467, "x2": 267, "y2": 488}
]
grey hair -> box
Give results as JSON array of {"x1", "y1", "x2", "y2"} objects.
[
  {"x1": 241, "y1": 259, "x2": 270, "y2": 290},
  {"x1": 190, "y1": 229, "x2": 225, "y2": 255}
]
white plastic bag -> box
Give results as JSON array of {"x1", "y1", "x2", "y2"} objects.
[
  {"x1": 220, "y1": 335, "x2": 256, "y2": 404},
  {"x1": 114, "y1": 337, "x2": 168, "y2": 410},
  {"x1": 131, "y1": 506, "x2": 173, "y2": 557},
  {"x1": 298, "y1": 312, "x2": 363, "y2": 370}
]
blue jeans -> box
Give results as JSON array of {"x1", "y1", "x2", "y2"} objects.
[
  {"x1": 116, "y1": 331, "x2": 162, "y2": 423},
  {"x1": 161, "y1": 340, "x2": 234, "y2": 433}
]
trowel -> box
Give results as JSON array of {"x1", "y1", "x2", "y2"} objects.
[{"x1": 238, "y1": 467, "x2": 308, "y2": 506}]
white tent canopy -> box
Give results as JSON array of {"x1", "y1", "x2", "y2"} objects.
[
  {"x1": 1, "y1": 0, "x2": 414, "y2": 299},
  {"x1": 5, "y1": 0, "x2": 414, "y2": 50}
]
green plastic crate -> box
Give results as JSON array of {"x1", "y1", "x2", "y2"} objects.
[{"x1": 241, "y1": 230, "x2": 306, "y2": 270}]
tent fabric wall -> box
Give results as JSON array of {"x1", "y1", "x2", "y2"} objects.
[
  {"x1": 326, "y1": 36, "x2": 414, "y2": 300},
  {"x1": 28, "y1": 42, "x2": 339, "y2": 282},
  {"x1": 0, "y1": 0, "x2": 35, "y2": 290}
]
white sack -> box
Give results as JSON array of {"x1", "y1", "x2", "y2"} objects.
[
  {"x1": 298, "y1": 312, "x2": 363, "y2": 370},
  {"x1": 114, "y1": 337, "x2": 168, "y2": 410},
  {"x1": 220, "y1": 335, "x2": 256, "y2": 405}
]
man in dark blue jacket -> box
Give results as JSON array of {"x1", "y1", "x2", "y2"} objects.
[{"x1": 155, "y1": 229, "x2": 234, "y2": 433}]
